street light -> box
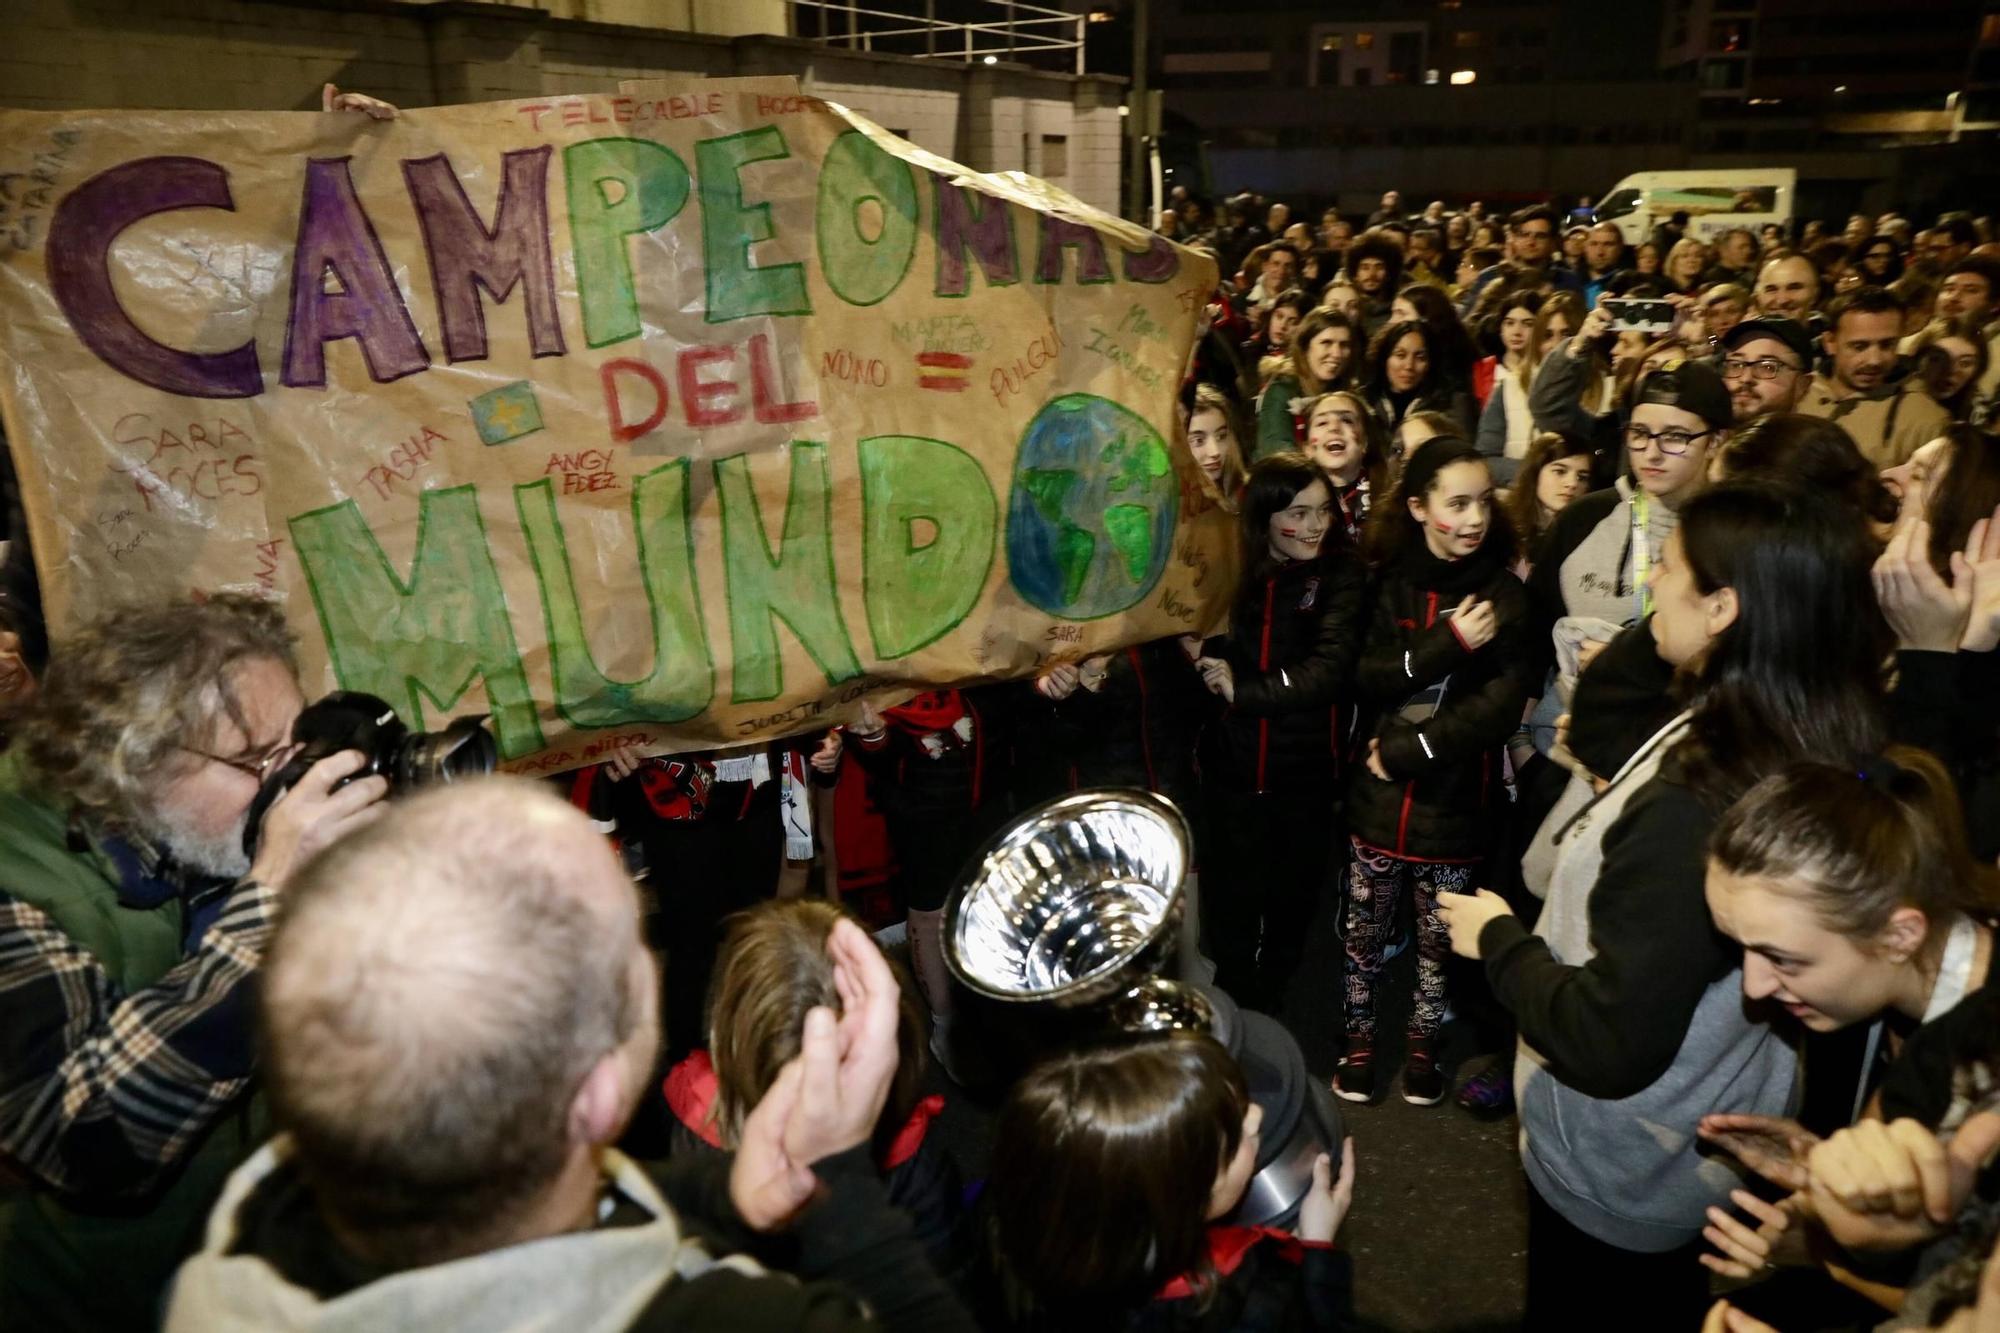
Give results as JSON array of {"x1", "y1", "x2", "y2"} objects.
[{"x1": 1449, "y1": 69, "x2": 1477, "y2": 85}]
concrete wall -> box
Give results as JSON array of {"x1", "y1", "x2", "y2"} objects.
[{"x1": 0, "y1": 0, "x2": 1124, "y2": 211}]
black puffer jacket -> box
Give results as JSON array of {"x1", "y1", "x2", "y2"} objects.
[
  {"x1": 1347, "y1": 541, "x2": 1534, "y2": 860},
  {"x1": 1199, "y1": 553, "x2": 1368, "y2": 795}
]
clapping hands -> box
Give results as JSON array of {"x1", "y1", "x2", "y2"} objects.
[{"x1": 729, "y1": 919, "x2": 903, "y2": 1231}]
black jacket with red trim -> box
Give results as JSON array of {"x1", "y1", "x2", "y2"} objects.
[
  {"x1": 662, "y1": 1051, "x2": 963, "y2": 1265},
  {"x1": 1013, "y1": 639, "x2": 1209, "y2": 813},
  {"x1": 1346, "y1": 539, "x2": 1534, "y2": 860},
  {"x1": 1198, "y1": 553, "x2": 1368, "y2": 796},
  {"x1": 848, "y1": 687, "x2": 1007, "y2": 821}
]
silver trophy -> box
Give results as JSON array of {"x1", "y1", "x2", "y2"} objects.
[{"x1": 945, "y1": 788, "x2": 1343, "y2": 1227}]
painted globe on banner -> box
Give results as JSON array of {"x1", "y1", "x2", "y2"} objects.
[{"x1": 1005, "y1": 393, "x2": 1179, "y2": 620}]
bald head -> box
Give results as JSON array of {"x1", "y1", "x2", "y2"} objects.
[
  {"x1": 263, "y1": 779, "x2": 650, "y2": 1262},
  {"x1": 1756, "y1": 255, "x2": 1820, "y2": 320}
]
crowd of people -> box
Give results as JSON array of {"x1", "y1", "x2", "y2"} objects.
[{"x1": 8, "y1": 89, "x2": 2000, "y2": 1330}]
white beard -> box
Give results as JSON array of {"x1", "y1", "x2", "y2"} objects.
[{"x1": 141, "y1": 806, "x2": 252, "y2": 882}]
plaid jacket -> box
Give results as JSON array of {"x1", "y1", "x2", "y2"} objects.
[{"x1": 0, "y1": 832, "x2": 272, "y2": 1198}]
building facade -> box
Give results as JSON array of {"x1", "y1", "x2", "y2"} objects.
[{"x1": 0, "y1": 0, "x2": 1126, "y2": 214}]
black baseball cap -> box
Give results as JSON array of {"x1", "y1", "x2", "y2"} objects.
[
  {"x1": 1719, "y1": 316, "x2": 1815, "y2": 370},
  {"x1": 1634, "y1": 358, "x2": 1733, "y2": 431}
]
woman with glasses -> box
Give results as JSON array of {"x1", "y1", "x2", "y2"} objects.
[
  {"x1": 1511, "y1": 367, "x2": 1735, "y2": 896},
  {"x1": 1525, "y1": 362, "x2": 1730, "y2": 661}
]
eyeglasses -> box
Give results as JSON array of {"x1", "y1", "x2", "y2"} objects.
[
  {"x1": 1720, "y1": 355, "x2": 1801, "y2": 381},
  {"x1": 1624, "y1": 424, "x2": 1713, "y2": 456},
  {"x1": 173, "y1": 739, "x2": 290, "y2": 783}
]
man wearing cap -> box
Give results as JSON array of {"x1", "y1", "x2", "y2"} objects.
[
  {"x1": 1797, "y1": 286, "x2": 1950, "y2": 468},
  {"x1": 1718, "y1": 316, "x2": 1814, "y2": 426}
]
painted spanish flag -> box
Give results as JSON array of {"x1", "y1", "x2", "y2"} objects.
[{"x1": 915, "y1": 350, "x2": 971, "y2": 392}]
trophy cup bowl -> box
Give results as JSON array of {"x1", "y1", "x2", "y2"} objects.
[
  {"x1": 946, "y1": 788, "x2": 1208, "y2": 1023},
  {"x1": 943, "y1": 788, "x2": 1342, "y2": 1229}
]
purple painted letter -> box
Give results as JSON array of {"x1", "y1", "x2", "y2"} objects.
[
  {"x1": 1035, "y1": 214, "x2": 1111, "y2": 284},
  {"x1": 933, "y1": 182, "x2": 1018, "y2": 297},
  {"x1": 403, "y1": 147, "x2": 566, "y2": 364},
  {"x1": 282, "y1": 157, "x2": 430, "y2": 388},
  {"x1": 47, "y1": 156, "x2": 262, "y2": 398}
]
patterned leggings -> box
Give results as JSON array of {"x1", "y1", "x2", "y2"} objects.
[{"x1": 1343, "y1": 838, "x2": 1479, "y2": 1042}]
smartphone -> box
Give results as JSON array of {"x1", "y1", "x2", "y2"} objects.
[{"x1": 1604, "y1": 298, "x2": 1676, "y2": 335}]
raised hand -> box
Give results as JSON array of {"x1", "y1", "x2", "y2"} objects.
[
  {"x1": 1873, "y1": 515, "x2": 1973, "y2": 652},
  {"x1": 1296, "y1": 1137, "x2": 1357, "y2": 1244},
  {"x1": 728, "y1": 918, "x2": 904, "y2": 1232},
  {"x1": 1960, "y1": 505, "x2": 2000, "y2": 653},
  {"x1": 1700, "y1": 1189, "x2": 1798, "y2": 1280},
  {"x1": 1197, "y1": 656, "x2": 1236, "y2": 703},
  {"x1": 1036, "y1": 662, "x2": 1082, "y2": 700},
  {"x1": 1697, "y1": 1113, "x2": 1821, "y2": 1192},
  {"x1": 1452, "y1": 596, "x2": 1497, "y2": 651},
  {"x1": 1807, "y1": 1112, "x2": 2000, "y2": 1253},
  {"x1": 809, "y1": 730, "x2": 843, "y2": 775},
  {"x1": 320, "y1": 83, "x2": 398, "y2": 119}
]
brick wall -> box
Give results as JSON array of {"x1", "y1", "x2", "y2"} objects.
[{"x1": 0, "y1": 0, "x2": 1125, "y2": 211}]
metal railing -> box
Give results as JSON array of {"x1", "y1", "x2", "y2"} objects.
[{"x1": 791, "y1": 0, "x2": 1091, "y2": 75}]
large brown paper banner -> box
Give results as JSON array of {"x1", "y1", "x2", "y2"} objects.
[{"x1": 0, "y1": 78, "x2": 1233, "y2": 774}]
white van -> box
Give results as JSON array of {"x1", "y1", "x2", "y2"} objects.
[{"x1": 1591, "y1": 168, "x2": 1797, "y2": 248}]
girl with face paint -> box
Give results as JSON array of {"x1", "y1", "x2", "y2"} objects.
[
  {"x1": 1192, "y1": 453, "x2": 1369, "y2": 1015},
  {"x1": 1301, "y1": 392, "x2": 1389, "y2": 546},
  {"x1": 1337, "y1": 438, "x2": 1532, "y2": 1110}
]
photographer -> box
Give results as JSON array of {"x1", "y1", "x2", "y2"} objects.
[{"x1": 0, "y1": 594, "x2": 387, "y2": 1332}]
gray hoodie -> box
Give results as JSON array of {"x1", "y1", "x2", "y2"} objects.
[
  {"x1": 1511, "y1": 714, "x2": 1798, "y2": 1253},
  {"x1": 166, "y1": 1139, "x2": 756, "y2": 1333}
]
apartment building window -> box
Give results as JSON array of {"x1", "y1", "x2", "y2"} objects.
[{"x1": 1041, "y1": 135, "x2": 1067, "y2": 179}]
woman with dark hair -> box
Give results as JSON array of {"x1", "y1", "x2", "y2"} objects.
[
  {"x1": 1338, "y1": 438, "x2": 1532, "y2": 1107},
  {"x1": 1248, "y1": 287, "x2": 1312, "y2": 371},
  {"x1": 1708, "y1": 412, "x2": 1897, "y2": 534},
  {"x1": 1439, "y1": 481, "x2": 1891, "y2": 1331},
  {"x1": 1257, "y1": 309, "x2": 1360, "y2": 457},
  {"x1": 1300, "y1": 392, "x2": 1392, "y2": 545},
  {"x1": 1391, "y1": 284, "x2": 1480, "y2": 401},
  {"x1": 1192, "y1": 454, "x2": 1367, "y2": 1014},
  {"x1": 1473, "y1": 290, "x2": 1545, "y2": 482},
  {"x1": 1506, "y1": 432, "x2": 1595, "y2": 574},
  {"x1": 1361, "y1": 320, "x2": 1475, "y2": 439},
  {"x1": 972, "y1": 1032, "x2": 1355, "y2": 1330},
  {"x1": 1850, "y1": 234, "x2": 1903, "y2": 286}
]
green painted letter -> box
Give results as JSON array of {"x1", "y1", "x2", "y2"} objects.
[
  {"x1": 290, "y1": 487, "x2": 544, "y2": 758},
  {"x1": 859, "y1": 435, "x2": 996, "y2": 658},
  {"x1": 715, "y1": 444, "x2": 861, "y2": 701},
  {"x1": 515, "y1": 462, "x2": 714, "y2": 727},
  {"x1": 816, "y1": 131, "x2": 918, "y2": 308},
  {"x1": 697, "y1": 127, "x2": 811, "y2": 323},
  {"x1": 564, "y1": 137, "x2": 693, "y2": 348}
]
